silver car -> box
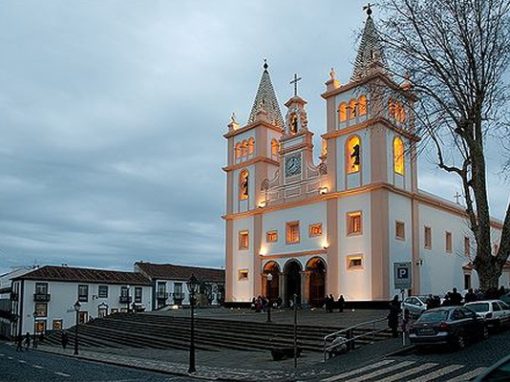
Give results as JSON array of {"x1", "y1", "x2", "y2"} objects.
[{"x1": 402, "y1": 296, "x2": 429, "y2": 318}]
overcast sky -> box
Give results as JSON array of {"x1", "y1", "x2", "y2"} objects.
[{"x1": 0, "y1": 0, "x2": 508, "y2": 275}]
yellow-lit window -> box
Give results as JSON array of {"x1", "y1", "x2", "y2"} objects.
[
  {"x1": 348, "y1": 99, "x2": 358, "y2": 119},
  {"x1": 286, "y1": 221, "x2": 300, "y2": 244},
  {"x1": 309, "y1": 223, "x2": 323, "y2": 237},
  {"x1": 235, "y1": 143, "x2": 242, "y2": 159},
  {"x1": 238, "y1": 231, "x2": 249, "y2": 250},
  {"x1": 239, "y1": 169, "x2": 249, "y2": 200},
  {"x1": 271, "y1": 139, "x2": 279, "y2": 157},
  {"x1": 338, "y1": 103, "x2": 347, "y2": 122},
  {"x1": 266, "y1": 230, "x2": 278, "y2": 243},
  {"x1": 247, "y1": 137, "x2": 255, "y2": 155},
  {"x1": 238, "y1": 269, "x2": 249, "y2": 280},
  {"x1": 347, "y1": 255, "x2": 363, "y2": 270},
  {"x1": 240, "y1": 140, "x2": 248, "y2": 157},
  {"x1": 446, "y1": 232, "x2": 452, "y2": 253},
  {"x1": 347, "y1": 212, "x2": 362, "y2": 235},
  {"x1": 358, "y1": 95, "x2": 367, "y2": 116},
  {"x1": 393, "y1": 137, "x2": 405, "y2": 175},
  {"x1": 346, "y1": 135, "x2": 361, "y2": 173},
  {"x1": 424, "y1": 226, "x2": 432, "y2": 249},
  {"x1": 396, "y1": 221, "x2": 405, "y2": 240},
  {"x1": 464, "y1": 237, "x2": 470, "y2": 257}
]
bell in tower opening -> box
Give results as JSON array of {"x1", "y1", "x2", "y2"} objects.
[{"x1": 290, "y1": 113, "x2": 298, "y2": 134}]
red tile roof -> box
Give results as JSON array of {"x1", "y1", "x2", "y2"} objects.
[
  {"x1": 14, "y1": 265, "x2": 151, "y2": 286},
  {"x1": 135, "y1": 262, "x2": 224, "y2": 283}
]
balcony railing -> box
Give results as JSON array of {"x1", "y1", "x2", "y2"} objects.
[
  {"x1": 119, "y1": 296, "x2": 132, "y2": 304},
  {"x1": 33, "y1": 293, "x2": 50, "y2": 302},
  {"x1": 156, "y1": 292, "x2": 168, "y2": 300}
]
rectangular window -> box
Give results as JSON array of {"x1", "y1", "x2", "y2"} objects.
[
  {"x1": 347, "y1": 255, "x2": 363, "y2": 270},
  {"x1": 79, "y1": 311, "x2": 88, "y2": 324},
  {"x1": 78, "y1": 285, "x2": 89, "y2": 302},
  {"x1": 239, "y1": 231, "x2": 249, "y2": 250},
  {"x1": 157, "y1": 282, "x2": 166, "y2": 293},
  {"x1": 134, "y1": 287, "x2": 142, "y2": 303},
  {"x1": 98, "y1": 285, "x2": 108, "y2": 298},
  {"x1": 120, "y1": 286, "x2": 129, "y2": 297},
  {"x1": 35, "y1": 283, "x2": 48, "y2": 294},
  {"x1": 396, "y1": 221, "x2": 405, "y2": 240},
  {"x1": 52, "y1": 320, "x2": 63, "y2": 331},
  {"x1": 446, "y1": 231, "x2": 452, "y2": 253},
  {"x1": 238, "y1": 269, "x2": 249, "y2": 280},
  {"x1": 34, "y1": 303, "x2": 47, "y2": 317},
  {"x1": 309, "y1": 223, "x2": 323, "y2": 237},
  {"x1": 286, "y1": 221, "x2": 300, "y2": 244},
  {"x1": 347, "y1": 212, "x2": 362, "y2": 235},
  {"x1": 464, "y1": 237, "x2": 470, "y2": 258},
  {"x1": 424, "y1": 226, "x2": 432, "y2": 249},
  {"x1": 266, "y1": 230, "x2": 278, "y2": 242},
  {"x1": 34, "y1": 320, "x2": 46, "y2": 334}
]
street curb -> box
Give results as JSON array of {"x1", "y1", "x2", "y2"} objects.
[{"x1": 384, "y1": 345, "x2": 416, "y2": 357}]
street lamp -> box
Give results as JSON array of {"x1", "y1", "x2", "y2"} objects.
[
  {"x1": 186, "y1": 273, "x2": 200, "y2": 373},
  {"x1": 126, "y1": 285, "x2": 131, "y2": 313},
  {"x1": 266, "y1": 273, "x2": 273, "y2": 323},
  {"x1": 73, "y1": 300, "x2": 81, "y2": 355}
]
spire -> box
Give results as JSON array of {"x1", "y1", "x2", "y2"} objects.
[
  {"x1": 248, "y1": 60, "x2": 284, "y2": 128},
  {"x1": 351, "y1": 5, "x2": 387, "y2": 81}
]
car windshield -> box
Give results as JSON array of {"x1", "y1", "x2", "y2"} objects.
[
  {"x1": 466, "y1": 303, "x2": 489, "y2": 313},
  {"x1": 417, "y1": 310, "x2": 449, "y2": 323}
]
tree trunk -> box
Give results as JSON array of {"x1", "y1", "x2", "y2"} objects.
[{"x1": 475, "y1": 255, "x2": 503, "y2": 291}]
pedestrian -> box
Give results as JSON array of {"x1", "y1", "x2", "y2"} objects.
[
  {"x1": 388, "y1": 295, "x2": 401, "y2": 338},
  {"x1": 61, "y1": 331, "x2": 69, "y2": 350},
  {"x1": 450, "y1": 288, "x2": 462, "y2": 305},
  {"x1": 464, "y1": 288, "x2": 477, "y2": 303},
  {"x1": 24, "y1": 332, "x2": 31, "y2": 351},
  {"x1": 16, "y1": 335, "x2": 23, "y2": 352},
  {"x1": 33, "y1": 334, "x2": 38, "y2": 349},
  {"x1": 338, "y1": 295, "x2": 345, "y2": 313},
  {"x1": 329, "y1": 294, "x2": 335, "y2": 313},
  {"x1": 39, "y1": 332, "x2": 45, "y2": 344}
]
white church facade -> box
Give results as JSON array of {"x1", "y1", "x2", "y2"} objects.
[{"x1": 223, "y1": 11, "x2": 507, "y2": 305}]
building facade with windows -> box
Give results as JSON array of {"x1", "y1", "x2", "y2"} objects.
[
  {"x1": 223, "y1": 11, "x2": 508, "y2": 306},
  {"x1": 134, "y1": 262, "x2": 225, "y2": 309},
  {"x1": 10, "y1": 265, "x2": 152, "y2": 336}
]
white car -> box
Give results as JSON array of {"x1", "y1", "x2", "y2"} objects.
[
  {"x1": 402, "y1": 296, "x2": 429, "y2": 318},
  {"x1": 464, "y1": 300, "x2": 510, "y2": 329}
]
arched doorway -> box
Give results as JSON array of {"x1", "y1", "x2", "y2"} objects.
[
  {"x1": 263, "y1": 261, "x2": 280, "y2": 301},
  {"x1": 306, "y1": 257, "x2": 326, "y2": 307},
  {"x1": 284, "y1": 260, "x2": 302, "y2": 306}
]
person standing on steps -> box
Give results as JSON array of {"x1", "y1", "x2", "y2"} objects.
[
  {"x1": 338, "y1": 295, "x2": 345, "y2": 313},
  {"x1": 388, "y1": 295, "x2": 401, "y2": 338}
]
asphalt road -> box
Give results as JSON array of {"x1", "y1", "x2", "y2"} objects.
[{"x1": 0, "y1": 342, "x2": 196, "y2": 382}]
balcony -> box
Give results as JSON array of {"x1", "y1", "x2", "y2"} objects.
[
  {"x1": 33, "y1": 293, "x2": 50, "y2": 302},
  {"x1": 10, "y1": 292, "x2": 18, "y2": 301},
  {"x1": 156, "y1": 291, "x2": 168, "y2": 300},
  {"x1": 119, "y1": 296, "x2": 132, "y2": 304}
]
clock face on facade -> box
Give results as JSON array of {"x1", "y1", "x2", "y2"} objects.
[{"x1": 285, "y1": 154, "x2": 302, "y2": 177}]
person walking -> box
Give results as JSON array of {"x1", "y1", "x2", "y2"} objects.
[
  {"x1": 61, "y1": 331, "x2": 69, "y2": 350},
  {"x1": 16, "y1": 335, "x2": 23, "y2": 352},
  {"x1": 24, "y1": 332, "x2": 31, "y2": 351},
  {"x1": 338, "y1": 295, "x2": 345, "y2": 313},
  {"x1": 388, "y1": 295, "x2": 401, "y2": 338}
]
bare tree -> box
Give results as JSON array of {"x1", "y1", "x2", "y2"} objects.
[{"x1": 378, "y1": 0, "x2": 510, "y2": 290}]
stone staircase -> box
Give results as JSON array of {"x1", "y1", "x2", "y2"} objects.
[{"x1": 44, "y1": 312, "x2": 392, "y2": 352}]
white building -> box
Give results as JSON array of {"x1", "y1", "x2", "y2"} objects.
[
  {"x1": 11, "y1": 265, "x2": 152, "y2": 336},
  {"x1": 223, "y1": 10, "x2": 508, "y2": 306},
  {"x1": 135, "y1": 262, "x2": 225, "y2": 308}
]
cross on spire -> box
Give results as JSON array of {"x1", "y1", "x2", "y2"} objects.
[
  {"x1": 363, "y1": 3, "x2": 373, "y2": 16},
  {"x1": 290, "y1": 73, "x2": 302, "y2": 97}
]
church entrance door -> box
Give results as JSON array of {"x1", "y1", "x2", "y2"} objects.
[
  {"x1": 307, "y1": 257, "x2": 326, "y2": 307},
  {"x1": 284, "y1": 260, "x2": 301, "y2": 306}
]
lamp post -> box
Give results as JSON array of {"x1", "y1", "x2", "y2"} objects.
[
  {"x1": 73, "y1": 300, "x2": 81, "y2": 355},
  {"x1": 266, "y1": 273, "x2": 273, "y2": 323},
  {"x1": 126, "y1": 285, "x2": 131, "y2": 313},
  {"x1": 186, "y1": 273, "x2": 199, "y2": 373},
  {"x1": 33, "y1": 311, "x2": 37, "y2": 343}
]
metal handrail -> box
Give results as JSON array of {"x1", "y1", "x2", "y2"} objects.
[{"x1": 323, "y1": 316, "x2": 388, "y2": 361}]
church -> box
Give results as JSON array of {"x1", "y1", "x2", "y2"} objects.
[{"x1": 222, "y1": 9, "x2": 507, "y2": 305}]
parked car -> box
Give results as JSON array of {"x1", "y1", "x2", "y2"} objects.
[
  {"x1": 409, "y1": 306, "x2": 488, "y2": 349},
  {"x1": 402, "y1": 296, "x2": 429, "y2": 318},
  {"x1": 464, "y1": 300, "x2": 510, "y2": 329},
  {"x1": 474, "y1": 354, "x2": 510, "y2": 381}
]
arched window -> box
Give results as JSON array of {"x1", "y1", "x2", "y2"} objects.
[
  {"x1": 358, "y1": 95, "x2": 367, "y2": 116},
  {"x1": 235, "y1": 142, "x2": 242, "y2": 159},
  {"x1": 346, "y1": 135, "x2": 361, "y2": 174},
  {"x1": 348, "y1": 99, "x2": 358, "y2": 119},
  {"x1": 241, "y1": 140, "x2": 248, "y2": 157},
  {"x1": 271, "y1": 139, "x2": 279, "y2": 157},
  {"x1": 393, "y1": 137, "x2": 405, "y2": 175},
  {"x1": 388, "y1": 99, "x2": 406, "y2": 123},
  {"x1": 338, "y1": 103, "x2": 347, "y2": 122},
  {"x1": 239, "y1": 169, "x2": 249, "y2": 200},
  {"x1": 247, "y1": 138, "x2": 255, "y2": 155}
]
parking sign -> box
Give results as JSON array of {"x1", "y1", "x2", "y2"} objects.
[{"x1": 394, "y1": 262, "x2": 412, "y2": 290}]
